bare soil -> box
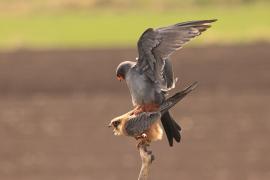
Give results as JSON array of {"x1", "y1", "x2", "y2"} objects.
[{"x1": 0, "y1": 43, "x2": 269, "y2": 180}]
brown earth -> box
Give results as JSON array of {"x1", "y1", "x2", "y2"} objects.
[{"x1": 0, "y1": 43, "x2": 269, "y2": 180}]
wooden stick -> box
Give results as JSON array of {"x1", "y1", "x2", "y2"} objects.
[{"x1": 138, "y1": 144, "x2": 154, "y2": 180}]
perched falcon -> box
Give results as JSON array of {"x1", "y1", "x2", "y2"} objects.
[
  {"x1": 109, "y1": 82, "x2": 197, "y2": 145},
  {"x1": 115, "y1": 19, "x2": 217, "y2": 146}
]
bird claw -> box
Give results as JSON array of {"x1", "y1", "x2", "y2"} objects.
[
  {"x1": 135, "y1": 133, "x2": 149, "y2": 148},
  {"x1": 133, "y1": 106, "x2": 144, "y2": 115}
]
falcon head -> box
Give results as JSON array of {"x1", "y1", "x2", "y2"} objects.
[
  {"x1": 116, "y1": 61, "x2": 133, "y2": 81},
  {"x1": 108, "y1": 116, "x2": 126, "y2": 136}
]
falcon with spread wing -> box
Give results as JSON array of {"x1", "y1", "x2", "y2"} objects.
[{"x1": 115, "y1": 19, "x2": 216, "y2": 146}]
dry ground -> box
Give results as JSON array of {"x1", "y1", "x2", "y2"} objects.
[{"x1": 0, "y1": 43, "x2": 269, "y2": 180}]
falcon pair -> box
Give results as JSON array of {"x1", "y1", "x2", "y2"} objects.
[{"x1": 109, "y1": 19, "x2": 216, "y2": 146}]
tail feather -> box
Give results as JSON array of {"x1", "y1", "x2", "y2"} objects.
[
  {"x1": 161, "y1": 111, "x2": 181, "y2": 146},
  {"x1": 160, "y1": 82, "x2": 198, "y2": 146},
  {"x1": 161, "y1": 112, "x2": 174, "y2": 146},
  {"x1": 160, "y1": 81, "x2": 198, "y2": 113}
]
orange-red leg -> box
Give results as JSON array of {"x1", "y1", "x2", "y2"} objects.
[{"x1": 130, "y1": 105, "x2": 142, "y2": 115}]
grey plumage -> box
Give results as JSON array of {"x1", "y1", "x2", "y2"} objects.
[
  {"x1": 116, "y1": 19, "x2": 216, "y2": 106},
  {"x1": 136, "y1": 19, "x2": 217, "y2": 91},
  {"x1": 124, "y1": 82, "x2": 198, "y2": 137},
  {"x1": 125, "y1": 112, "x2": 161, "y2": 137},
  {"x1": 115, "y1": 19, "x2": 216, "y2": 145}
]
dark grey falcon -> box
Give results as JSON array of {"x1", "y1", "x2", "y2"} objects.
[{"x1": 115, "y1": 19, "x2": 217, "y2": 146}]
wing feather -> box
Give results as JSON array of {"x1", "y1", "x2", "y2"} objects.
[
  {"x1": 136, "y1": 19, "x2": 217, "y2": 89},
  {"x1": 125, "y1": 112, "x2": 161, "y2": 137}
]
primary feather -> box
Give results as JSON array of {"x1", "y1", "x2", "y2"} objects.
[{"x1": 136, "y1": 19, "x2": 217, "y2": 90}]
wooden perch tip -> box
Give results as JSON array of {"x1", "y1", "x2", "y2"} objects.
[{"x1": 137, "y1": 144, "x2": 154, "y2": 180}]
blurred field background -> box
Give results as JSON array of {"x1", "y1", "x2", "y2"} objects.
[
  {"x1": 0, "y1": 0, "x2": 270, "y2": 49},
  {"x1": 1, "y1": 0, "x2": 270, "y2": 180}
]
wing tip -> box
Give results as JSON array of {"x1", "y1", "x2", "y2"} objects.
[
  {"x1": 175, "y1": 19, "x2": 218, "y2": 27},
  {"x1": 182, "y1": 81, "x2": 198, "y2": 94},
  {"x1": 204, "y1": 19, "x2": 218, "y2": 23}
]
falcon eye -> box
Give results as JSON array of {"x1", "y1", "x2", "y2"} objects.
[{"x1": 113, "y1": 121, "x2": 120, "y2": 127}]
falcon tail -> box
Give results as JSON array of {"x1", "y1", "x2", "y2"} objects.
[{"x1": 160, "y1": 82, "x2": 198, "y2": 146}]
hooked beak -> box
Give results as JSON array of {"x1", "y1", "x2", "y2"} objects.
[
  {"x1": 117, "y1": 75, "x2": 124, "y2": 81},
  {"x1": 108, "y1": 122, "x2": 112, "y2": 128}
]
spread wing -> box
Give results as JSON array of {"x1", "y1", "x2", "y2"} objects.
[
  {"x1": 136, "y1": 19, "x2": 217, "y2": 90},
  {"x1": 125, "y1": 112, "x2": 161, "y2": 137}
]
